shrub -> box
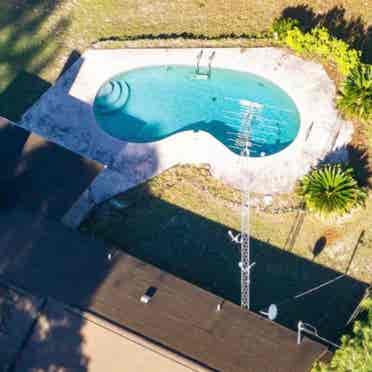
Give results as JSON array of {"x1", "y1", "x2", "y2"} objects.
[
  {"x1": 271, "y1": 17, "x2": 299, "y2": 41},
  {"x1": 297, "y1": 164, "x2": 366, "y2": 218},
  {"x1": 338, "y1": 64, "x2": 372, "y2": 123},
  {"x1": 283, "y1": 26, "x2": 360, "y2": 75},
  {"x1": 313, "y1": 298, "x2": 372, "y2": 372},
  {"x1": 274, "y1": 17, "x2": 370, "y2": 122}
]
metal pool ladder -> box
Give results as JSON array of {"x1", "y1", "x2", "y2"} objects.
[{"x1": 195, "y1": 50, "x2": 215, "y2": 79}]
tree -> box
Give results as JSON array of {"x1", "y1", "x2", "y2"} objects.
[
  {"x1": 338, "y1": 64, "x2": 372, "y2": 123},
  {"x1": 313, "y1": 297, "x2": 372, "y2": 372},
  {"x1": 297, "y1": 164, "x2": 366, "y2": 218}
]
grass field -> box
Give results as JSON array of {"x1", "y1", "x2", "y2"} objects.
[{"x1": 0, "y1": 0, "x2": 371, "y2": 120}]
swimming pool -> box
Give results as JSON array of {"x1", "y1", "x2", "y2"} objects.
[{"x1": 93, "y1": 65, "x2": 300, "y2": 157}]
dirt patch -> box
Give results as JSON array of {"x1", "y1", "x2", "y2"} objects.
[{"x1": 323, "y1": 228, "x2": 343, "y2": 246}]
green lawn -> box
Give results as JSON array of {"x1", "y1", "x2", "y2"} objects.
[{"x1": 0, "y1": 0, "x2": 371, "y2": 120}]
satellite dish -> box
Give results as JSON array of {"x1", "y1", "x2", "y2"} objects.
[
  {"x1": 260, "y1": 304, "x2": 278, "y2": 321},
  {"x1": 268, "y1": 304, "x2": 278, "y2": 320}
]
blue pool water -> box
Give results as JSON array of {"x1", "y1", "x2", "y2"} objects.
[{"x1": 93, "y1": 66, "x2": 300, "y2": 157}]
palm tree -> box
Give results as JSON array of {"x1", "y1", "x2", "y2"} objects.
[
  {"x1": 338, "y1": 64, "x2": 372, "y2": 123},
  {"x1": 297, "y1": 164, "x2": 367, "y2": 218}
]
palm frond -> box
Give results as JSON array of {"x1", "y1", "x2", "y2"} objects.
[
  {"x1": 297, "y1": 164, "x2": 367, "y2": 218},
  {"x1": 338, "y1": 64, "x2": 372, "y2": 123}
]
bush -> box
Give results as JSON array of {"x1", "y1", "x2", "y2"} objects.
[
  {"x1": 274, "y1": 17, "x2": 371, "y2": 122},
  {"x1": 338, "y1": 64, "x2": 372, "y2": 123},
  {"x1": 283, "y1": 26, "x2": 360, "y2": 75},
  {"x1": 313, "y1": 298, "x2": 372, "y2": 372},
  {"x1": 297, "y1": 164, "x2": 366, "y2": 218},
  {"x1": 271, "y1": 17, "x2": 299, "y2": 41}
]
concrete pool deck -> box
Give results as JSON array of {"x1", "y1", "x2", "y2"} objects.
[{"x1": 16, "y1": 48, "x2": 352, "y2": 225}]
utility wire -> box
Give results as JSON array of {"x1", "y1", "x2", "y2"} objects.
[{"x1": 261, "y1": 274, "x2": 346, "y2": 310}]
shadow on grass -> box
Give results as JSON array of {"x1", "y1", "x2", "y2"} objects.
[
  {"x1": 0, "y1": 72, "x2": 52, "y2": 122},
  {"x1": 0, "y1": 49, "x2": 82, "y2": 122},
  {"x1": 347, "y1": 145, "x2": 372, "y2": 188},
  {"x1": 281, "y1": 5, "x2": 372, "y2": 63},
  {"x1": 312, "y1": 237, "x2": 327, "y2": 258},
  {"x1": 321, "y1": 143, "x2": 372, "y2": 188},
  {"x1": 0, "y1": 121, "x2": 102, "y2": 219},
  {"x1": 82, "y1": 187, "x2": 368, "y2": 341},
  {"x1": 0, "y1": 0, "x2": 72, "y2": 121}
]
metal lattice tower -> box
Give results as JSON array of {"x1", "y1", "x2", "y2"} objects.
[
  {"x1": 222, "y1": 97, "x2": 298, "y2": 310},
  {"x1": 236, "y1": 103, "x2": 261, "y2": 310}
]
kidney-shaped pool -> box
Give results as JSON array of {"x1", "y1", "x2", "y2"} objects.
[{"x1": 93, "y1": 65, "x2": 300, "y2": 157}]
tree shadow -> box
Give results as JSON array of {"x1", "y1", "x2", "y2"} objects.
[
  {"x1": 312, "y1": 236, "x2": 327, "y2": 259},
  {"x1": 12, "y1": 298, "x2": 91, "y2": 371},
  {"x1": 0, "y1": 0, "x2": 72, "y2": 121},
  {"x1": 282, "y1": 5, "x2": 319, "y2": 32},
  {"x1": 320, "y1": 143, "x2": 372, "y2": 188},
  {"x1": 347, "y1": 145, "x2": 372, "y2": 188},
  {"x1": 281, "y1": 5, "x2": 372, "y2": 63},
  {"x1": 0, "y1": 281, "x2": 90, "y2": 372}
]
